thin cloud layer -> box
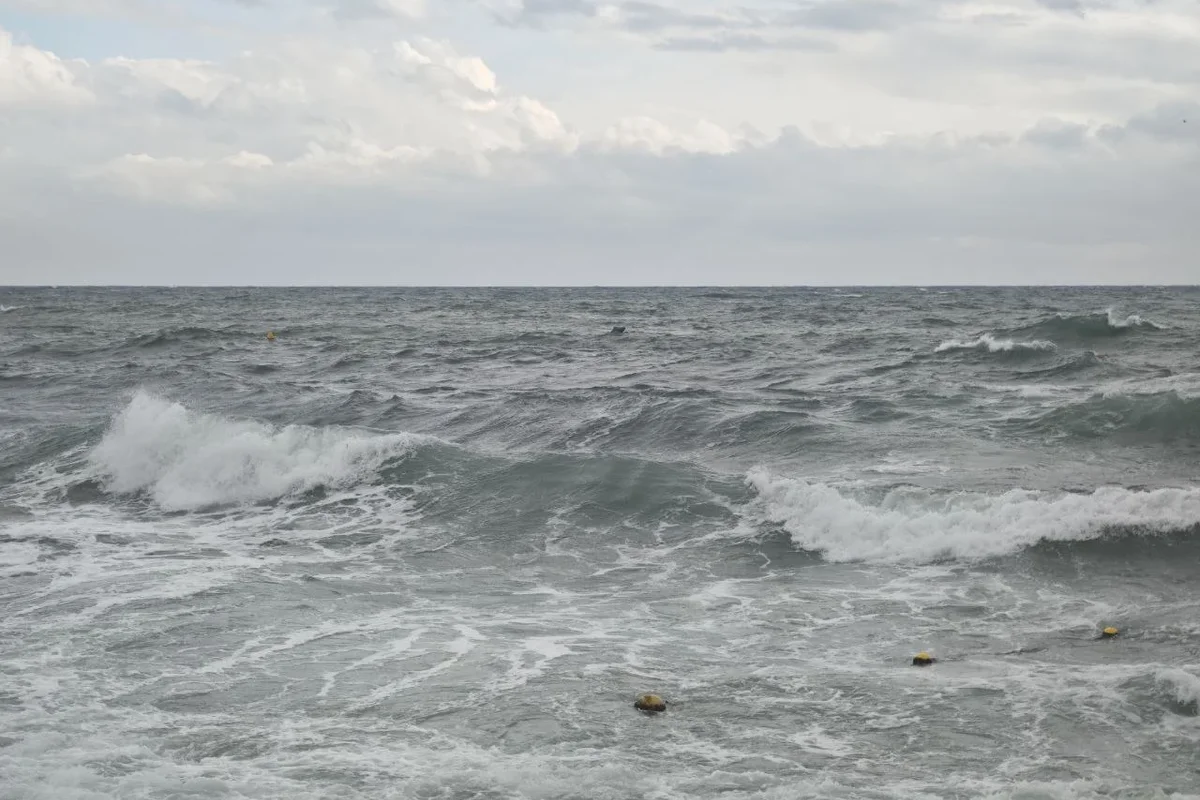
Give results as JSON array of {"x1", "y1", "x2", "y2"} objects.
[{"x1": 0, "y1": 0, "x2": 1197, "y2": 284}]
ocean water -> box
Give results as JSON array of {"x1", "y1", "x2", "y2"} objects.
[{"x1": 2, "y1": 286, "x2": 1199, "y2": 800}]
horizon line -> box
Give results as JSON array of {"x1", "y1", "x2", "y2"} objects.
[{"x1": 3, "y1": 283, "x2": 1199, "y2": 290}]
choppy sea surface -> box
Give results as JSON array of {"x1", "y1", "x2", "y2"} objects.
[{"x1": 2, "y1": 286, "x2": 1199, "y2": 800}]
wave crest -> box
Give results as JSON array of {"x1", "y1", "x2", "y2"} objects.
[
  {"x1": 745, "y1": 469, "x2": 1200, "y2": 563},
  {"x1": 935, "y1": 334, "x2": 1056, "y2": 354},
  {"x1": 88, "y1": 391, "x2": 429, "y2": 511},
  {"x1": 1010, "y1": 309, "x2": 1163, "y2": 341},
  {"x1": 1024, "y1": 390, "x2": 1200, "y2": 442},
  {"x1": 1155, "y1": 669, "x2": 1200, "y2": 713}
]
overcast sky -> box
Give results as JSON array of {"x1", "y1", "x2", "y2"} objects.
[{"x1": 1, "y1": 0, "x2": 1197, "y2": 285}]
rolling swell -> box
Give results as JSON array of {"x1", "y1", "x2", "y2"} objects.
[
  {"x1": 1007, "y1": 309, "x2": 1163, "y2": 341},
  {"x1": 7, "y1": 287, "x2": 1200, "y2": 562},
  {"x1": 63, "y1": 391, "x2": 752, "y2": 536},
  {"x1": 72, "y1": 392, "x2": 1200, "y2": 565},
  {"x1": 1021, "y1": 390, "x2": 1200, "y2": 442},
  {"x1": 1011, "y1": 350, "x2": 1105, "y2": 379},
  {"x1": 120, "y1": 326, "x2": 240, "y2": 350}
]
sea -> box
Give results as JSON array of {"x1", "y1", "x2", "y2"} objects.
[{"x1": 1, "y1": 286, "x2": 1199, "y2": 800}]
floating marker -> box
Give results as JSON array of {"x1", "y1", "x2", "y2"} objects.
[
  {"x1": 266, "y1": 331, "x2": 276, "y2": 341},
  {"x1": 1102, "y1": 626, "x2": 1119, "y2": 638},
  {"x1": 912, "y1": 652, "x2": 936, "y2": 666},
  {"x1": 634, "y1": 694, "x2": 667, "y2": 713}
]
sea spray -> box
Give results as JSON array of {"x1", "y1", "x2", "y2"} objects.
[{"x1": 88, "y1": 390, "x2": 432, "y2": 510}]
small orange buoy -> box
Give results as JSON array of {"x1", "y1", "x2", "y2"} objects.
[
  {"x1": 634, "y1": 694, "x2": 667, "y2": 713},
  {"x1": 912, "y1": 652, "x2": 936, "y2": 667},
  {"x1": 1102, "y1": 627, "x2": 1119, "y2": 638},
  {"x1": 266, "y1": 331, "x2": 276, "y2": 341}
]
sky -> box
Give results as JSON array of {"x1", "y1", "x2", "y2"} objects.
[{"x1": 0, "y1": 0, "x2": 1197, "y2": 285}]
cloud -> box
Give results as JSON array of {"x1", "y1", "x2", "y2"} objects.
[
  {"x1": 0, "y1": 28, "x2": 580, "y2": 205},
  {"x1": 0, "y1": 27, "x2": 93, "y2": 106},
  {"x1": 491, "y1": 0, "x2": 941, "y2": 36},
  {"x1": 1021, "y1": 118, "x2": 1091, "y2": 149},
  {"x1": 653, "y1": 32, "x2": 837, "y2": 52},
  {"x1": 781, "y1": 0, "x2": 933, "y2": 32},
  {"x1": 329, "y1": 0, "x2": 426, "y2": 21},
  {"x1": 8, "y1": 112, "x2": 1197, "y2": 285},
  {"x1": 1035, "y1": 0, "x2": 1086, "y2": 13},
  {"x1": 0, "y1": 0, "x2": 142, "y2": 15},
  {"x1": 1, "y1": 0, "x2": 1199, "y2": 285},
  {"x1": 599, "y1": 116, "x2": 745, "y2": 154}
]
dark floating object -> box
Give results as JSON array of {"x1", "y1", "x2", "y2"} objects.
[
  {"x1": 912, "y1": 652, "x2": 936, "y2": 667},
  {"x1": 634, "y1": 694, "x2": 667, "y2": 713},
  {"x1": 610, "y1": 326, "x2": 626, "y2": 334}
]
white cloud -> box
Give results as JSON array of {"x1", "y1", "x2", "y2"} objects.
[
  {"x1": 601, "y1": 116, "x2": 743, "y2": 154},
  {"x1": 0, "y1": 0, "x2": 1198, "y2": 284},
  {"x1": 0, "y1": 28, "x2": 582, "y2": 206},
  {"x1": 0, "y1": 27, "x2": 92, "y2": 106},
  {"x1": 395, "y1": 38, "x2": 498, "y2": 97}
]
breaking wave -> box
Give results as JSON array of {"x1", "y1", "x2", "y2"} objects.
[
  {"x1": 87, "y1": 391, "x2": 432, "y2": 511},
  {"x1": 1155, "y1": 669, "x2": 1200, "y2": 714},
  {"x1": 935, "y1": 334, "x2": 1056, "y2": 354},
  {"x1": 746, "y1": 469, "x2": 1200, "y2": 563}
]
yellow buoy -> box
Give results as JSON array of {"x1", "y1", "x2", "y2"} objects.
[
  {"x1": 266, "y1": 331, "x2": 276, "y2": 341},
  {"x1": 1102, "y1": 626, "x2": 1119, "y2": 638},
  {"x1": 634, "y1": 694, "x2": 667, "y2": 713},
  {"x1": 912, "y1": 652, "x2": 936, "y2": 666}
]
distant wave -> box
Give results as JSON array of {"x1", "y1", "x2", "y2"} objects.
[
  {"x1": 1012, "y1": 350, "x2": 1103, "y2": 380},
  {"x1": 87, "y1": 391, "x2": 435, "y2": 511},
  {"x1": 121, "y1": 326, "x2": 237, "y2": 349},
  {"x1": 921, "y1": 316, "x2": 957, "y2": 327},
  {"x1": 745, "y1": 469, "x2": 1200, "y2": 563},
  {"x1": 0, "y1": 305, "x2": 23, "y2": 313},
  {"x1": 1023, "y1": 390, "x2": 1200, "y2": 442},
  {"x1": 935, "y1": 334, "x2": 1056, "y2": 354},
  {"x1": 1009, "y1": 308, "x2": 1163, "y2": 341}
]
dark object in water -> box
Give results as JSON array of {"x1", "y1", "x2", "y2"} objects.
[
  {"x1": 634, "y1": 694, "x2": 667, "y2": 713},
  {"x1": 912, "y1": 652, "x2": 936, "y2": 666},
  {"x1": 611, "y1": 326, "x2": 626, "y2": 334}
]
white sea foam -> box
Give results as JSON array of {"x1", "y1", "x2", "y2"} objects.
[
  {"x1": 746, "y1": 469, "x2": 1200, "y2": 563},
  {"x1": 1100, "y1": 307, "x2": 1162, "y2": 330},
  {"x1": 935, "y1": 333, "x2": 1056, "y2": 354},
  {"x1": 87, "y1": 390, "x2": 430, "y2": 511},
  {"x1": 1156, "y1": 668, "x2": 1200, "y2": 709}
]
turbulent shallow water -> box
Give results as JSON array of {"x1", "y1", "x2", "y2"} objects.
[{"x1": 2, "y1": 286, "x2": 1200, "y2": 799}]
